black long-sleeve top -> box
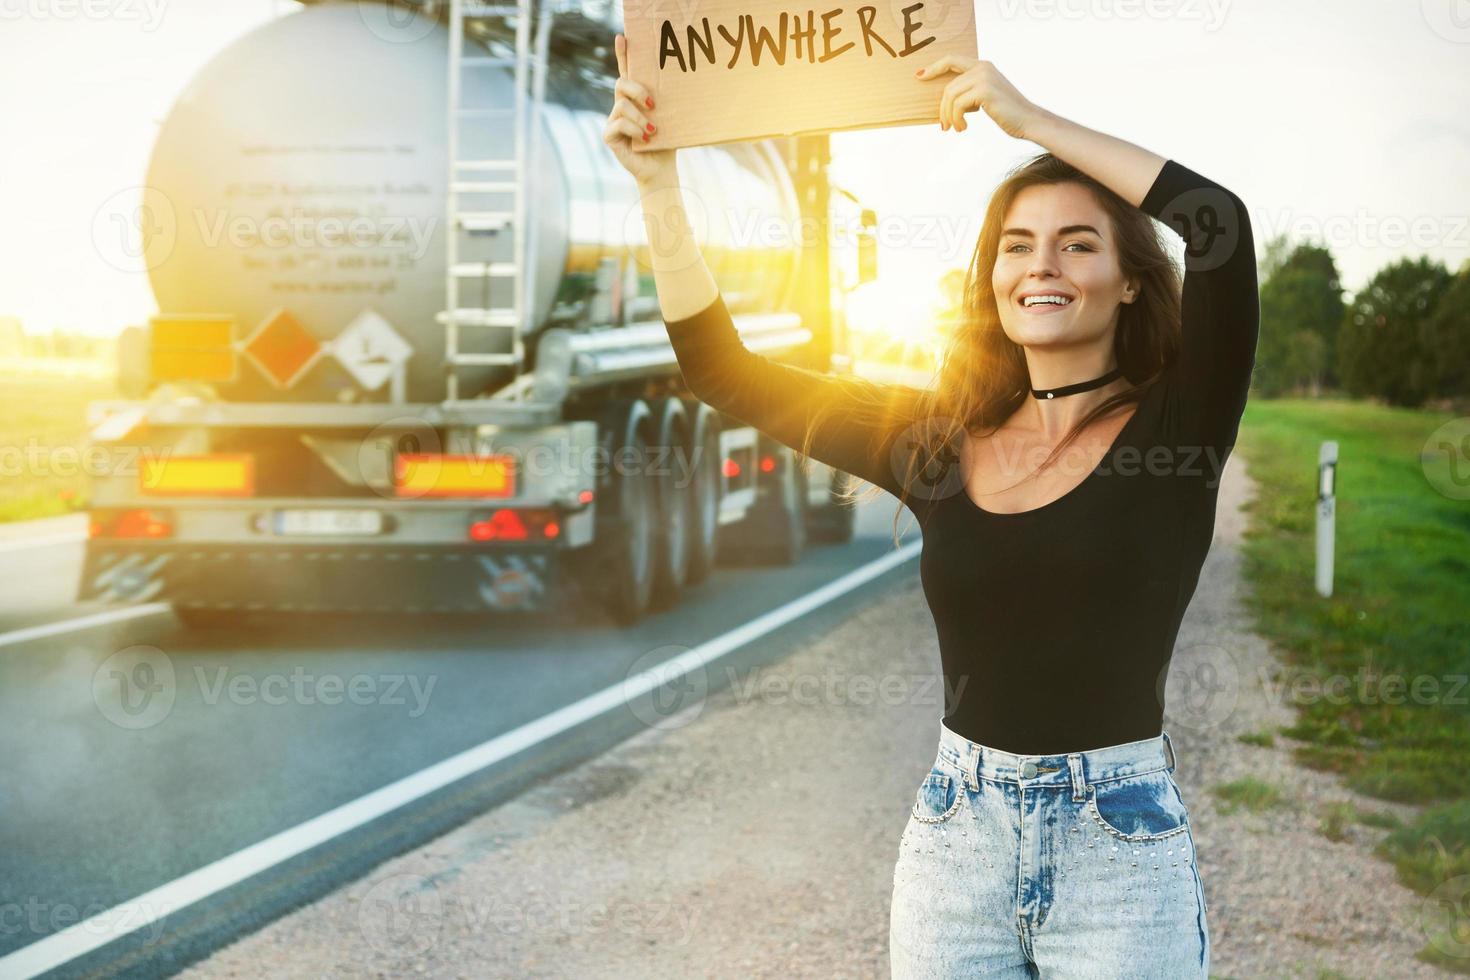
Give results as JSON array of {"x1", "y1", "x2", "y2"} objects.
[{"x1": 663, "y1": 159, "x2": 1259, "y2": 754}]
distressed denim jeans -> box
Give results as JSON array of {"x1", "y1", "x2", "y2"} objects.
[{"x1": 890, "y1": 721, "x2": 1209, "y2": 978}]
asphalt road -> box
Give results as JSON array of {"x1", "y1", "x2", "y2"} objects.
[{"x1": 0, "y1": 502, "x2": 921, "y2": 979}]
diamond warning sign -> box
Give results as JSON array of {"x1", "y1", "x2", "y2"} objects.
[
  {"x1": 243, "y1": 309, "x2": 321, "y2": 389},
  {"x1": 331, "y1": 310, "x2": 413, "y2": 391}
]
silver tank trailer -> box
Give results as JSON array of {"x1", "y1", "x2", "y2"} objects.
[{"x1": 143, "y1": 0, "x2": 804, "y2": 403}]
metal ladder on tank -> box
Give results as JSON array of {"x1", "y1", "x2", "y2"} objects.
[{"x1": 438, "y1": 0, "x2": 555, "y2": 405}]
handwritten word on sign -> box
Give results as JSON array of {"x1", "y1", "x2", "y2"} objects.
[{"x1": 625, "y1": 0, "x2": 977, "y2": 150}]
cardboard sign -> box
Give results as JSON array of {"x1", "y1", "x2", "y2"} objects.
[{"x1": 625, "y1": 0, "x2": 978, "y2": 150}]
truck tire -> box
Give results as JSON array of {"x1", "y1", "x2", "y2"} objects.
[
  {"x1": 771, "y1": 445, "x2": 807, "y2": 565},
  {"x1": 806, "y1": 468, "x2": 857, "y2": 544},
  {"x1": 601, "y1": 400, "x2": 658, "y2": 625},
  {"x1": 649, "y1": 397, "x2": 693, "y2": 611},
  {"x1": 682, "y1": 401, "x2": 720, "y2": 587}
]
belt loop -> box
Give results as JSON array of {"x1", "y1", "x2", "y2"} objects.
[
  {"x1": 968, "y1": 745, "x2": 980, "y2": 793},
  {"x1": 1067, "y1": 753, "x2": 1086, "y2": 802},
  {"x1": 1162, "y1": 730, "x2": 1177, "y2": 774}
]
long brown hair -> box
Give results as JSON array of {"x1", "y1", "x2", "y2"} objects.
[{"x1": 797, "y1": 152, "x2": 1184, "y2": 545}]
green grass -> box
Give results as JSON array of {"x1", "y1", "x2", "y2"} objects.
[
  {"x1": 1237, "y1": 728, "x2": 1277, "y2": 748},
  {"x1": 0, "y1": 372, "x2": 116, "y2": 523},
  {"x1": 1235, "y1": 396, "x2": 1470, "y2": 969},
  {"x1": 1210, "y1": 776, "x2": 1291, "y2": 816}
]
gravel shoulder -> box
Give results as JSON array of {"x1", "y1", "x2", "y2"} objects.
[{"x1": 180, "y1": 453, "x2": 1450, "y2": 980}]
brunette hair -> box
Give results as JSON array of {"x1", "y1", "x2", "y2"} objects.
[{"x1": 796, "y1": 152, "x2": 1184, "y2": 545}]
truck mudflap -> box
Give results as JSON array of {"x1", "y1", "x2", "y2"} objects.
[{"x1": 79, "y1": 543, "x2": 559, "y2": 613}]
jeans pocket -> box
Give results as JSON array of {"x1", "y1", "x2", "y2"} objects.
[
  {"x1": 911, "y1": 765, "x2": 964, "y2": 824},
  {"x1": 1086, "y1": 769, "x2": 1191, "y2": 842}
]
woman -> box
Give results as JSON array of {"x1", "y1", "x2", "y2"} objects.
[{"x1": 605, "y1": 33, "x2": 1256, "y2": 979}]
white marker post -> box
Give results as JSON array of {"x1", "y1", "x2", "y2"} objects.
[{"x1": 1316, "y1": 441, "x2": 1338, "y2": 598}]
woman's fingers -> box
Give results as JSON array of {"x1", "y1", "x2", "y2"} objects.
[
  {"x1": 605, "y1": 116, "x2": 647, "y2": 147},
  {"x1": 612, "y1": 93, "x2": 651, "y2": 133},
  {"x1": 615, "y1": 32, "x2": 628, "y2": 77},
  {"x1": 614, "y1": 76, "x2": 653, "y2": 113}
]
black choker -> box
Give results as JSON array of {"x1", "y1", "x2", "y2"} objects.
[{"x1": 1031, "y1": 366, "x2": 1124, "y2": 400}]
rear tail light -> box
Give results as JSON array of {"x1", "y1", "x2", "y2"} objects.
[
  {"x1": 91, "y1": 508, "x2": 174, "y2": 539},
  {"x1": 468, "y1": 508, "x2": 559, "y2": 542}
]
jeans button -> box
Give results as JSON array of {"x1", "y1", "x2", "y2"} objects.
[{"x1": 1020, "y1": 761, "x2": 1037, "y2": 778}]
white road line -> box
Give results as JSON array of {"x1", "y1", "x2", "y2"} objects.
[
  {"x1": 0, "y1": 603, "x2": 174, "y2": 650},
  {"x1": 0, "y1": 540, "x2": 920, "y2": 979}
]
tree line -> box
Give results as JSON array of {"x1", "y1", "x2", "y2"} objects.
[{"x1": 1256, "y1": 236, "x2": 1470, "y2": 406}]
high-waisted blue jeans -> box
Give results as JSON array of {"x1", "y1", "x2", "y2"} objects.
[{"x1": 890, "y1": 721, "x2": 1209, "y2": 978}]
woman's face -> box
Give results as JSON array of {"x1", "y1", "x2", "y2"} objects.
[{"x1": 992, "y1": 181, "x2": 1138, "y2": 350}]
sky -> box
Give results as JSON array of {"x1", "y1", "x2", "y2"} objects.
[{"x1": 0, "y1": 0, "x2": 1467, "y2": 338}]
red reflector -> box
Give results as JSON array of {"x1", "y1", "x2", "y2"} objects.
[
  {"x1": 544, "y1": 521, "x2": 560, "y2": 538},
  {"x1": 107, "y1": 509, "x2": 174, "y2": 538},
  {"x1": 723, "y1": 458, "x2": 740, "y2": 478},
  {"x1": 759, "y1": 454, "x2": 775, "y2": 473},
  {"x1": 577, "y1": 489, "x2": 594, "y2": 504}
]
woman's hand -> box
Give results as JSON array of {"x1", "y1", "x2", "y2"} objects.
[
  {"x1": 605, "y1": 33, "x2": 677, "y2": 185},
  {"x1": 914, "y1": 56, "x2": 1045, "y2": 138}
]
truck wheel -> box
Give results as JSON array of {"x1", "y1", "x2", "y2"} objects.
[
  {"x1": 807, "y1": 469, "x2": 857, "y2": 544},
  {"x1": 649, "y1": 397, "x2": 692, "y2": 611},
  {"x1": 769, "y1": 444, "x2": 807, "y2": 565},
  {"x1": 682, "y1": 402, "x2": 720, "y2": 587},
  {"x1": 602, "y1": 403, "x2": 657, "y2": 625}
]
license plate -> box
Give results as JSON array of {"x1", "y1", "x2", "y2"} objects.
[{"x1": 273, "y1": 509, "x2": 383, "y2": 536}]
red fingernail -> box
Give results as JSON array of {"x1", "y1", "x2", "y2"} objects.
[
  {"x1": 645, "y1": 97, "x2": 654, "y2": 108},
  {"x1": 646, "y1": 123, "x2": 654, "y2": 132},
  {"x1": 643, "y1": 133, "x2": 649, "y2": 141}
]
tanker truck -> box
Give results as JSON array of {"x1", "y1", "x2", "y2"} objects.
[{"x1": 78, "y1": 0, "x2": 880, "y2": 627}]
